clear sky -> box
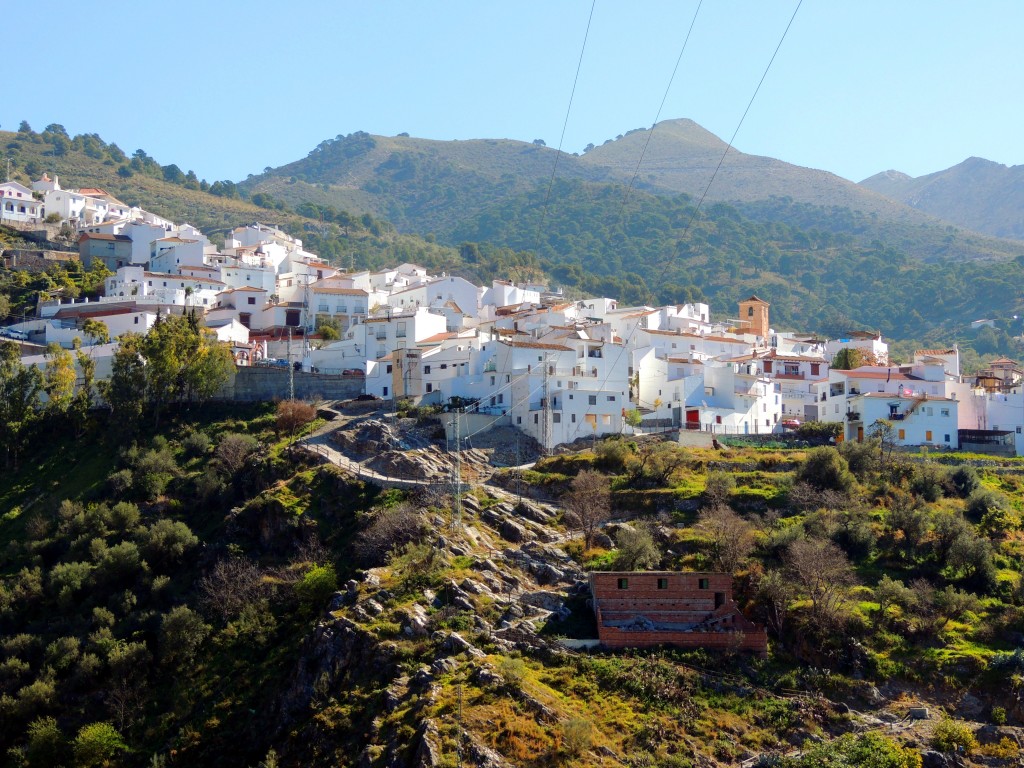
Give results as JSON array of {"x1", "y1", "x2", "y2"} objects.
[{"x1": 4, "y1": 1, "x2": 1022, "y2": 184}]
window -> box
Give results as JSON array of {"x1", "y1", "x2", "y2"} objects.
[
  {"x1": 426, "y1": 383, "x2": 433, "y2": 393},
  {"x1": 588, "y1": 395, "x2": 597, "y2": 405},
  {"x1": 571, "y1": 414, "x2": 576, "y2": 423},
  {"x1": 698, "y1": 578, "x2": 709, "y2": 590},
  {"x1": 747, "y1": 307, "x2": 753, "y2": 317},
  {"x1": 941, "y1": 408, "x2": 950, "y2": 417},
  {"x1": 607, "y1": 395, "x2": 615, "y2": 402},
  {"x1": 763, "y1": 360, "x2": 773, "y2": 373},
  {"x1": 533, "y1": 414, "x2": 538, "y2": 424},
  {"x1": 516, "y1": 417, "x2": 522, "y2": 424},
  {"x1": 247, "y1": 296, "x2": 256, "y2": 305},
  {"x1": 657, "y1": 578, "x2": 668, "y2": 590},
  {"x1": 133, "y1": 317, "x2": 139, "y2": 324},
  {"x1": 810, "y1": 363, "x2": 820, "y2": 375},
  {"x1": 944, "y1": 434, "x2": 950, "y2": 442},
  {"x1": 386, "y1": 364, "x2": 393, "y2": 374},
  {"x1": 423, "y1": 365, "x2": 431, "y2": 374},
  {"x1": 382, "y1": 387, "x2": 388, "y2": 396},
  {"x1": 617, "y1": 578, "x2": 629, "y2": 590},
  {"x1": 490, "y1": 376, "x2": 495, "y2": 385},
  {"x1": 497, "y1": 394, "x2": 503, "y2": 404},
  {"x1": 553, "y1": 413, "x2": 561, "y2": 423},
  {"x1": 440, "y1": 364, "x2": 447, "y2": 370}
]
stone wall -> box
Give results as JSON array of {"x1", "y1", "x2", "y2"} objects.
[{"x1": 219, "y1": 367, "x2": 365, "y2": 402}]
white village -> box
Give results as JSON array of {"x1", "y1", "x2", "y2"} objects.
[{"x1": 3, "y1": 173, "x2": 1024, "y2": 456}]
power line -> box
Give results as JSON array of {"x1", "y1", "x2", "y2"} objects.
[
  {"x1": 534, "y1": 0, "x2": 598, "y2": 253},
  {"x1": 620, "y1": 0, "x2": 704, "y2": 211},
  {"x1": 563, "y1": 0, "x2": 805, "y2": 443}
]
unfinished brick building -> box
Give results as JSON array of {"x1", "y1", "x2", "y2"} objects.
[{"x1": 589, "y1": 571, "x2": 767, "y2": 655}]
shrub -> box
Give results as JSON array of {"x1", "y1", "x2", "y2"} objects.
[
  {"x1": 295, "y1": 564, "x2": 338, "y2": 616},
  {"x1": 990, "y1": 706, "x2": 1007, "y2": 725},
  {"x1": 276, "y1": 399, "x2": 316, "y2": 436},
  {"x1": 561, "y1": 718, "x2": 593, "y2": 756},
  {"x1": 182, "y1": 431, "x2": 211, "y2": 458},
  {"x1": 796, "y1": 447, "x2": 855, "y2": 495},
  {"x1": 932, "y1": 718, "x2": 978, "y2": 754},
  {"x1": 497, "y1": 656, "x2": 526, "y2": 687},
  {"x1": 948, "y1": 465, "x2": 980, "y2": 498}
]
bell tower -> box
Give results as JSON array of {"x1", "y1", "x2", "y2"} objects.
[{"x1": 738, "y1": 295, "x2": 769, "y2": 338}]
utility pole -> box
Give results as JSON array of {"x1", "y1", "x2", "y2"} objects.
[
  {"x1": 451, "y1": 408, "x2": 462, "y2": 532},
  {"x1": 541, "y1": 353, "x2": 551, "y2": 455},
  {"x1": 287, "y1": 327, "x2": 294, "y2": 401}
]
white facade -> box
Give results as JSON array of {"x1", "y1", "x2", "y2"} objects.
[{"x1": 0, "y1": 182, "x2": 42, "y2": 223}]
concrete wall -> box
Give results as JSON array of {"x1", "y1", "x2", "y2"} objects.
[{"x1": 220, "y1": 367, "x2": 365, "y2": 402}]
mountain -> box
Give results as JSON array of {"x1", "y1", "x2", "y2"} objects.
[
  {"x1": 242, "y1": 119, "x2": 1024, "y2": 265},
  {"x1": 5, "y1": 123, "x2": 1024, "y2": 350},
  {"x1": 860, "y1": 157, "x2": 1024, "y2": 240}
]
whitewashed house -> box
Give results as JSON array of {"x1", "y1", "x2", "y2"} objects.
[{"x1": 0, "y1": 181, "x2": 43, "y2": 223}]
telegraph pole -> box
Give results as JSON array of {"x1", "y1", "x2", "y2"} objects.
[
  {"x1": 287, "y1": 327, "x2": 294, "y2": 401},
  {"x1": 451, "y1": 408, "x2": 463, "y2": 532}
]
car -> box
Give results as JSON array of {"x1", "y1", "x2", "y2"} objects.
[
  {"x1": 342, "y1": 369, "x2": 365, "y2": 376},
  {"x1": 781, "y1": 419, "x2": 801, "y2": 430},
  {"x1": 0, "y1": 328, "x2": 29, "y2": 341}
]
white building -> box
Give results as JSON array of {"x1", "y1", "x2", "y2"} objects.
[{"x1": 0, "y1": 182, "x2": 43, "y2": 223}]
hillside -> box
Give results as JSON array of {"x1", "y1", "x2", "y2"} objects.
[
  {"x1": 0, "y1": 374, "x2": 1022, "y2": 766},
  {"x1": 240, "y1": 119, "x2": 1024, "y2": 266},
  {"x1": 0, "y1": 127, "x2": 472, "y2": 276},
  {"x1": 861, "y1": 157, "x2": 1024, "y2": 241},
  {"x1": 5, "y1": 123, "x2": 1024, "y2": 351}
]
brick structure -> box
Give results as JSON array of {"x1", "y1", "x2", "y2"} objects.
[{"x1": 589, "y1": 571, "x2": 767, "y2": 656}]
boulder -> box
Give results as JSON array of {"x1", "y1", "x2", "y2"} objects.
[
  {"x1": 401, "y1": 604, "x2": 430, "y2": 637},
  {"x1": 499, "y1": 519, "x2": 529, "y2": 543}
]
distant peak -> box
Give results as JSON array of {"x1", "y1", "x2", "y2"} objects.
[{"x1": 860, "y1": 169, "x2": 912, "y2": 184}]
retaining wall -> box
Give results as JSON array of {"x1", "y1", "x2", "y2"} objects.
[{"x1": 219, "y1": 367, "x2": 365, "y2": 402}]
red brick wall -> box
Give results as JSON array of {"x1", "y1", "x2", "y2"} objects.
[
  {"x1": 597, "y1": 625, "x2": 768, "y2": 655},
  {"x1": 590, "y1": 572, "x2": 733, "y2": 609}
]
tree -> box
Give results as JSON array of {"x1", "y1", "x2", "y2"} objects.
[
  {"x1": 613, "y1": 524, "x2": 661, "y2": 570},
  {"x1": 25, "y1": 716, "x2": 68, "y2": 767},
  {"x1": 98, "y1": 332, "x2": 146, "y2": 432},
  {"x1": 623, "y1": 408, "x2": 642, "y2": 428},
  {"x1": 561, "y1": 469, "x2": 611, "y2": 549},
  {"x1": 18, "y1": 120, "x2": 32, "y2": 133},
  {"x1": 697, "y1": 505, "x2": 755, "y2": 573},
  {"x1": 755, "y1": 568, "x2": 794, "y2": 640},
  {"x1": 199, "y1": 557, "x2": 268, "y2": 624},
  {"x1": 215, "y1": 433, "x2": 259, "y2": 477},
  {"x1": 43, "y1": 343, "x2": 76, "y2": 417},
  {"x1": 795, "y1": 447, "x2": 855, "y2": 495},
  {"x1": 831, "y1": 347, "x2": 867, "y2": 370},
  {"x1": 72, "y1": 722, "x2": 127, "y2": 768},
  {"x1": 159, "y1": 605, "x2": 210, "y2": 667},
  {"x1": 785, "y1": 537, "x2": 856, "y2": 628},
  {"x1": 82, "y1": 319, "x2": 110, "y2": 345},
  {"x1": 0, "y1": 341, "x2": 44, "y2": 469}
]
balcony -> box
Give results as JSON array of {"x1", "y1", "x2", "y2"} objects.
[{"x1": 846, "y1": 411, "x2": 861, "y2": 421}]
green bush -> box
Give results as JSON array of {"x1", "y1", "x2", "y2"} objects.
[
  {"x1": 294, "y1": 564, "x2": 338, "y2": 616},
  {"x1": 73, "y1": 722, "x2": 127, "y2": 767},
  {"x1": 932, "y1": 718, "x2": 978, "y2": 754},
  {"x1": 796, "y1": 447, "x2": 855, "y2": 495},
  {"x1": 561, "y1": 717, "x2": 593, "y2": 756}
]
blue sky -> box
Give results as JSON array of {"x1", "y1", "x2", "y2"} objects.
[{"x1": 4, "y1": 1, "x2": 1022, "y2": 184}]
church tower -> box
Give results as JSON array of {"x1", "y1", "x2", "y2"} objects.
[{"x1": 738, "y1": 295, "x2": 769, "y2": 339}]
